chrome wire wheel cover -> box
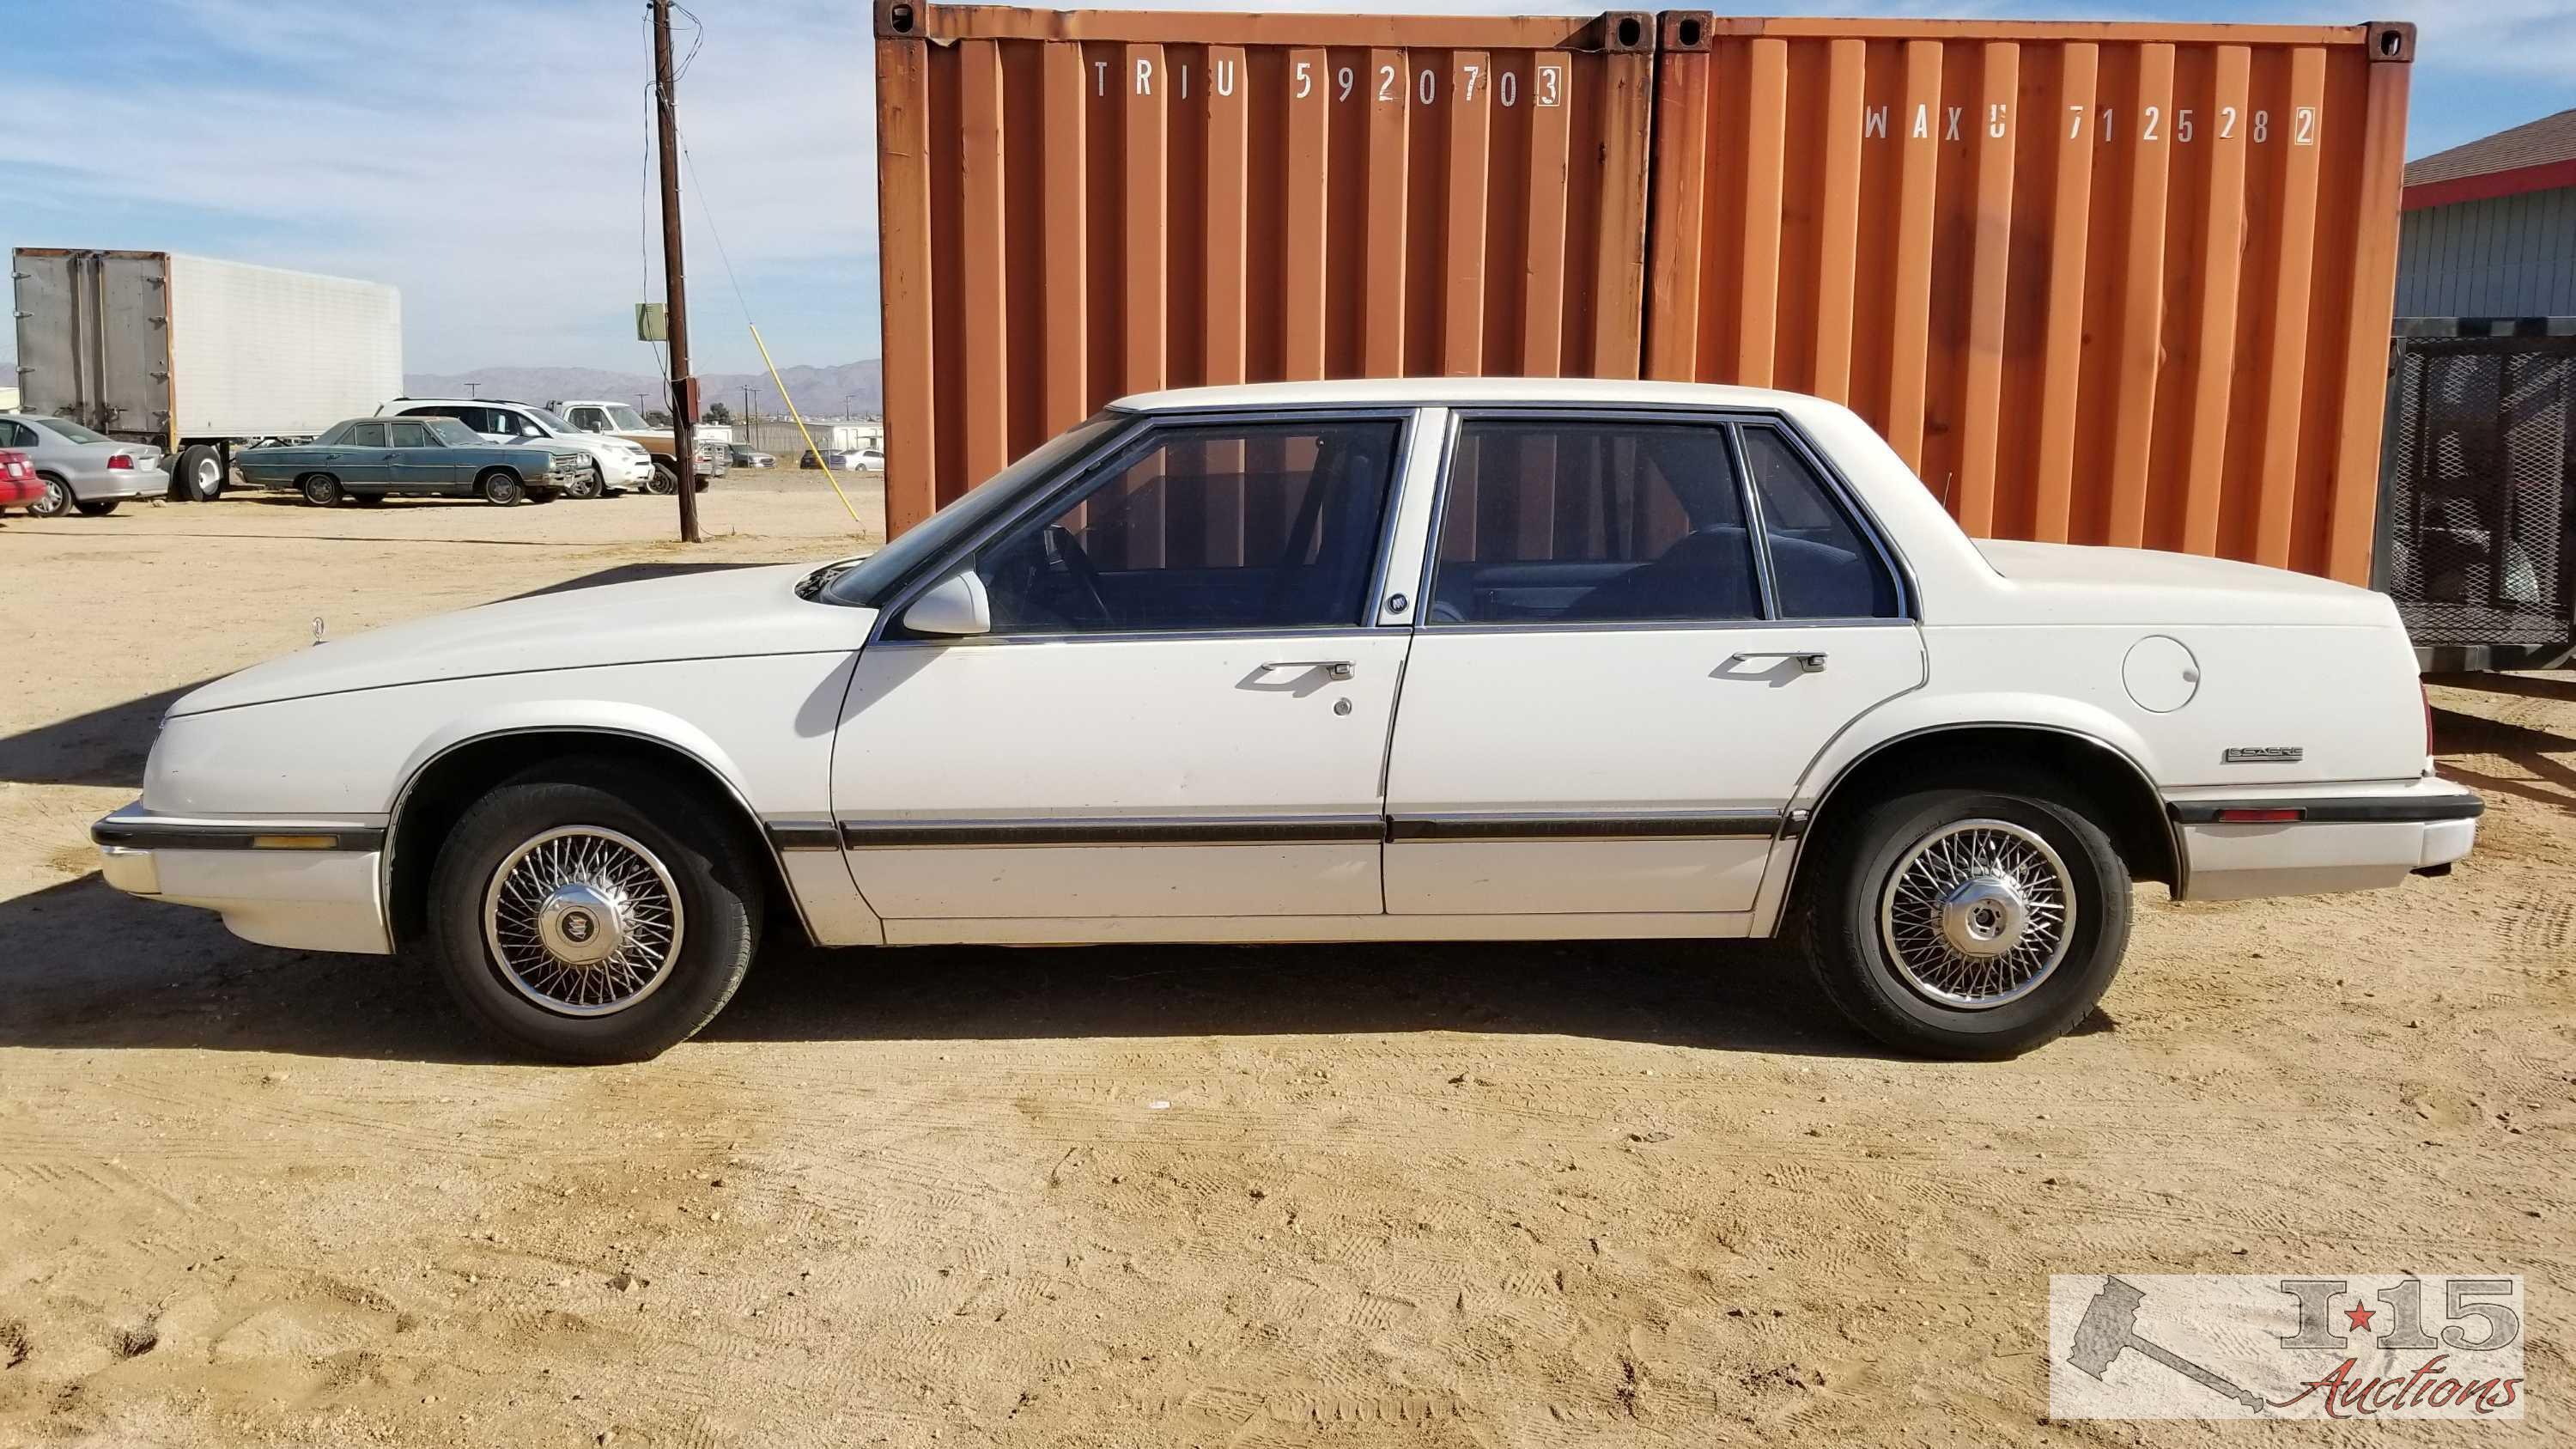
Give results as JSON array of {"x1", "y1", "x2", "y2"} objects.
[
  {"x1": 482, "y1": 826, "x2": 684, "y2": 1017},
  {"x1": 1877, "y1": 819, "x2": 2075, "y2": 1011}
]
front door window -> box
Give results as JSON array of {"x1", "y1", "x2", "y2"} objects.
[{"x1": 947, "y1": 418, "x2": 1404, "y2": 637}]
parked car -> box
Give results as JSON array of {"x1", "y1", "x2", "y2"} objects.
[
  {"x1": 236, "y1": 416, "x2": 586, "y2": 505},
  {"x1": 92, "y1": 379, "x2": 2479, "y2": 1063},
  {"x1": 554, "y1": 399, "x2": 727, "y2": 492},
  {"x1": 0, "y1": 412, "x2": 167, "y2": 517},
  {"x1": 799, "y1": 447, "x2": 875, "y2": 471},
  {"x1": 378, "y1": 399, "x2": 655, "y2": 498},
  {"x1": 728, "y1": 446, "x2": 776, "y2": 469},
  {"x1": 0, "y1": 449, "x2": 41, "y2": 513}
]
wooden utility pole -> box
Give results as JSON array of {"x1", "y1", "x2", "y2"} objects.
[{"x1": 650, "y1": 0, "x2": 701, "y2": 541}]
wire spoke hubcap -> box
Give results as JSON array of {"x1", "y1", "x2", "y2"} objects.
[
  {"x1": 1878, "y1": 819, "x2": 2075, "y2": 1010},
  {"x1": 483, "y1": 826, "x2": 684, "y2": 1017}
]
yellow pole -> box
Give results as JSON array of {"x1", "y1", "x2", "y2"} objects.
[{"x1": 748, "y1": 324, "x2": 863, "y2": 527}]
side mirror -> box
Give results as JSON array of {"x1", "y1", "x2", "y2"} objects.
[{"x1": 900, "y1": 570, "x2": 990, "y2": 637}]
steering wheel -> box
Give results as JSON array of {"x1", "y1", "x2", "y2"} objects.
[{"x1": 1041, "y1": 524, "x2": 1115, "y2": 627}]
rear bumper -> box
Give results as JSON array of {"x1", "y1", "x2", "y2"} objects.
[
  {"x1": 68, "y1": 464, "x2": 163, "y2": 502},
  {"x1": 91, "y1": 802, "x2": 392, "y2": 954},
  {"x1": 2166, "y1": 776, "x2": 2482, "y2": 902}
]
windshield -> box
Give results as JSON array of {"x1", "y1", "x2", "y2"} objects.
[
  {"x1": 603, "y1": 405, "x2": 650, "y2": 431},
  {"x1": 819, "y1": 411, "x2": 1128, "y2": 608},
  {"x1": 523, "y1": 406, "x2": 575, "y2": 434},
  {"x1": 425, "y1": 417, "x2": 483, "y2": 447},
  {"x1": 33, "y1": 417, "x2": 110, "y2": 445}
]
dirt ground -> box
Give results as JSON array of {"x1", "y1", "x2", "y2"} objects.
[{"x1": 2, "y1": 481, "x2": 2569, "y2": 1446}]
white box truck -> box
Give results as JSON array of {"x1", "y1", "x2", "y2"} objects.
[{"x1": 12, "y1": 249, "x2": 402, "y2": 499}]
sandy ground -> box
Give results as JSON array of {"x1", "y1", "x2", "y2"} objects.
[{"x1": 2, "y1": 482, "x2": 2569, "y2": 1446}]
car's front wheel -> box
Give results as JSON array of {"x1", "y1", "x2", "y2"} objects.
[
  {"x1": 566, "y1": 463, "x2": 606, "y2": 501},
  {"x1": 426, "y1": 764, "x2": 762, "y2": 1062},
  {"x1": 647, "y1": 460, "x2": 678, "y2": 495},
  {"x1": 477, "y1": 469, "x2": 526, "y2": 506},
  {"x1": 1799, "y1": 784, "x2": 2131, "y2": 1060}
]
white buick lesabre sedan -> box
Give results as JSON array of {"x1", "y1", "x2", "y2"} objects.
[{"x1": 93, "y1": 380, "x2": 2481, "y2": 1062}]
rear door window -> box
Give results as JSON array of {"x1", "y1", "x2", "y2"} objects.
[
  {"x1": 1737, "y1": 426, "x2": 1902, "y2": 619},
  {"x1": 1428, "y1": 419, "x2": 1759, "y2": 625}
]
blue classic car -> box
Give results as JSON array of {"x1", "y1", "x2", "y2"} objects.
[{"x1": 239, "y1": 416, "x2": 589, "y2": 505}]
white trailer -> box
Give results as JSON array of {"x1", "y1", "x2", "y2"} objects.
[{"x1": 12, "y1": 249, "x2": 403, "y2": 498}]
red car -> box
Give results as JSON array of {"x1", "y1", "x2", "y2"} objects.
[{"x1": 0, "y1": 450, "x2": 39, "y2": 512}]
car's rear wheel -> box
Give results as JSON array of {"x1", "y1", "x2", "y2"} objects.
[
  {"x1": 174, "y1": 445, "x2": 225, "y2": 501},
  {"x1": 74, "y1": 498, "x2": 119, "y2": 517},
  {"x1": 27, "y1": 474, "x2": 73, "y2": 517},
  {"x1": 1798, "y1": 783, "x2": 2130, "y2": 1060},
  {"x1": 477, "y1": 469, "x2": 526, "y2": 506},
  {"x1": 647, "y1": 460, "x2": 678, "y2": 495},
  {"x1": 426, "y1": 764, "x2": 762, "y2": 1062},
  {"x1": 299, "y1": 472, "x2": 343, "y2": 506}
]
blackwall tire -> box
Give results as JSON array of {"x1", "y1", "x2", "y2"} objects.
[
  {"x1": 479, "y1": 471, "x2": 526, "y2": 506},
  {"x1": 1798, "y1": 786, "x2": 2131, "y2": 1060},
  {"x1": 174, "y1": 445, "x2": 225, "y2": 501},
  {"x1": 647, "y1": 460, "x2": 677, "y2": 496},
  {"x1": 425, "y1": 765, "x2": 762, "y2": 1063},
  {"x1": 299, "y1": 473, "x2": 343, "y2": 507}
]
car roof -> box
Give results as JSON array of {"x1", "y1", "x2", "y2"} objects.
[
  {"x1": 1109, "y1": 376, "x2": 1823, "y2": 414},
  {"x1": 389, "y1": 397, "x2": 532, "y2": 409}
]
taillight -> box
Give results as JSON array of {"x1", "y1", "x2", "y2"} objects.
[{"x1": 106, "y1": 453, "x2": 133, "y2": 470}]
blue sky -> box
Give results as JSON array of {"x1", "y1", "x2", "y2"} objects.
[{"x1": 4, "y1": 0, "x2": 2568, "y2": 374}]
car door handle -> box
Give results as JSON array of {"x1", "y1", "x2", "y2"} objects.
[
  {"x1": 1259, "y1": 660, "x2": 1354, "y2": 680},
  {"x1": 1728, "y1": 650, "x2": 1828, "y2": 673}
]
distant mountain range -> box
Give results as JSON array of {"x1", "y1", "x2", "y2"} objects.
[{"x1": 401, "y1": 360, "x2": 883, "y2": 418}]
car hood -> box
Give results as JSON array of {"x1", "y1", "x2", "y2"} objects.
[
  {"x1": 1967, "y1": 539, "x2": 2400, "y2": 628},
  {"x1": 171, "y1": 563, "x2": 872, "y2": 716}
]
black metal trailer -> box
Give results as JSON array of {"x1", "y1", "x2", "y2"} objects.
[{"x1": 2378, "y1": 317, "x2": 2576, "y2": 672}]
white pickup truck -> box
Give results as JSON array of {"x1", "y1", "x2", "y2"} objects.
[{"x1": 92, "y1": 379, "x2": 2477, "y2": 1063}]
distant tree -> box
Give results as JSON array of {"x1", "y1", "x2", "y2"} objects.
[
  {"x1": 642, "y1": 409, "x2": 672, "y2": 428},
  {"x1": 702, "y1": 401, "x2": 734, "y2": 425}
]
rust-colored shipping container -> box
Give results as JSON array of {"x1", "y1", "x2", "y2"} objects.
[
  {"x1": 872, "y1": 6, "x2": 2416, "y2": 585},
  {"x1": 872, "y1": 0, "x2": 1658, "y2": 532},
  {"x1": 1645, "y1": 14, "x2": 2414, "y2": 583}
]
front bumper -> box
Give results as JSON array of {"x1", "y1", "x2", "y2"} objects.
[
  {"x1": 2166, "y1": 776, "x2": 2482, "y2": 902},
  {"x1": 91, "y1": 802, "x2": 393, "y2": 954},
  {"x1": 610, "y1": 454, "x2": 656, "y2": 486}
]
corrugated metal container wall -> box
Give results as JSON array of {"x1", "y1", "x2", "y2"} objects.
[
  {"x1": 872, "y1": 1, "x2": 1657, "y2": 531},
  {"x1": 1645, "y1": 15, "x2": 2415, "y2": 584}
]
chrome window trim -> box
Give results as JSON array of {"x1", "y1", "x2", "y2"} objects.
[
  {"x1": 1725, "y1": 422, "x2": 1784, "y2": 621},
  {"x1": 866, "y1": 406, "x2": 1419, "y2": 649},
  {"x1": 1412, "y1": 404, "x2": 1917, "y2": 632},
  {"x1": 862, "y1": 623, "x2": 1388, "y2": 652}
]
